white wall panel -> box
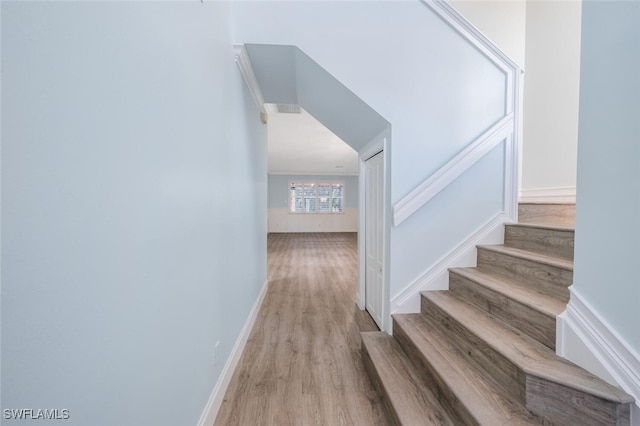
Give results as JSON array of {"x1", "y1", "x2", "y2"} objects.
[{"x1": 268, "y1": 208, "x2": 357, "y2": 233}]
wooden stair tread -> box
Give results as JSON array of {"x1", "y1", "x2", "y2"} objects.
[
  {"x1": 507, "y1": 222, "x2": 574, "y2": 232},
  {"x1": 393, "y1": 314, "x2": 542, "y2": 425},
  {"x1": 477, "y1": 244, "x2": 573, "y2": 271},
  {"x1": 422, "y1": 291, "x2": 634, "y2": 405},
  {"x1": 449, "y1": 267, "x2": 566, "y2": 318},
  {"x1": 361, "y1": 332, "x2": 457, "y2": 425}
]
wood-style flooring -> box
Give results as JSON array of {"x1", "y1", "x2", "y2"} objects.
[{"x1": 214, "y1": 232, "x2": 388, "y2": 426}]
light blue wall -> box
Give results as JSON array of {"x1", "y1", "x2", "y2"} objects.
[
  {"x1": 573, "y1": 1, "x2": 640, "y2": 352},
  {"x1": 390, "y1": 144, "x2": 504, "y2": 296},
  {"x1": 233, "y1": 1, "x2": 507, "y2": 204},
  {"x1": 233, "y1": 1, "x2": 509, "y2": 299},
  {"x1": 268, "y1": 174, "x2": 358, "y2": 210},
  {"x1": 1, "y1": 2, "x2": 267, "y2": 425}
]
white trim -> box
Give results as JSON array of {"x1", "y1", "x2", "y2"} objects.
[
  {"x1": 519, "y1": 187, "x2": 577, "y2": 204},
  {"x1": 390, "y1": 1, "x2": 522, "y2": 227},
  {"x1": 393, "y1": 114, "x2": 514, "y2": 226},
  {"x1": 421, "y1": 0, "x2": 519, "y2": 72},
  {"x1": 233, "y1": 45, "x2": 266, "y2": 114},
  {"x1": 505, "y1": 68, "x2": 522, "y2": 221},
  {"x1": 558, "y1": 286, "x2": 640, "y2": 404},
  {"x1": 357, "y1": 133, "x2": 391, "y2": 333},
  {"x1": 197, "y1": 279, "x2": 269, "y2": 426},
  {"x1": 391, "y1": 213, "x2": 508, "y2": 314}
]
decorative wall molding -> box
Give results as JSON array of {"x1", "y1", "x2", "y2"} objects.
[
  {"x1": 519, "y1": 187, "x2": 576, "y2": 204},
  {"x1": 233, "y1": 45, "x2": 266, "y2": 114},
  {"x1": 391, "y1": 213, "x2": 508, "y2": 314},
  {"x1": 392, "y1": 114, "x2": 514, "y2": 226},
  {"x1": 391, "y1": 0, "x2": 522, "y2": 227},
  {"x1": 421, "y1": 0, "x2": 520, "y2": 74},
  {"x1": 197, "y1": 279, "x2": 269, "y2": 426},
  {"x1": 558, "y1": 287, "x2": 640, "y2": 403}
]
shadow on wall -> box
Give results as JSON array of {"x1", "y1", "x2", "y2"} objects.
[{"x1": 244, "y1": 44, "x2": 391, "y2": 153}]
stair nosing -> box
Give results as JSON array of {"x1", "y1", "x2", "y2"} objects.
[
  {"x1": 506, "y1": 222, "x2": 575, "y2": 232},
  {"x1": 361, "y1": 331, "x2": 457, "y2": 426},
  {"x1": 393, "y1": 313, "x2": 541, "y2": 425},
  {"x1": 421, "y1": 291, "x2": 633, "y2": 404}
]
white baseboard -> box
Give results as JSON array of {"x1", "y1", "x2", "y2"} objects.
[
  {"x1": 519, "y1": 186, "x2": 576, "y2": 203},
  {"x1": 391, "y1": 213, "x2": 508, "y2": 314},
  {"x1": 197, "y1": 279, "x2": 269, "y2": 426},
  {"x1": 557, "y1": 286, "x2": 640, "y2": 416}
]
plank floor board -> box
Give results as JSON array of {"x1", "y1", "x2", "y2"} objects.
[{"x1": 214, "y1": 233, "x2": 389, "y2": 426}]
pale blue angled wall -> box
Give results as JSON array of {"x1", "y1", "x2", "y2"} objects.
[
  {"x1": 1, "y1": 2, "x2": 267, "y2": 425},
  {"x1": 234, "y1": 1, "x2": 506, "y2": 203},
  {"x1": 573, "y1": 1, "x2": 640, "y2": 353},
  {"x1": 233, "y1": 1, "x2": 508, "y2": 299}
]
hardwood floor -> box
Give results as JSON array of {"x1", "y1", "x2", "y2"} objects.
[{"x1": 214, "y1": 233, "x2": 388, "y2": 426}]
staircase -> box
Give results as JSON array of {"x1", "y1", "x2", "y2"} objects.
[{"x1": 362, "y1": 204, "x2": 634, "y2": 425}]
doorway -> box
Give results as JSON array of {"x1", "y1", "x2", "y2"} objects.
[{"x1": 364, "y1": 150, "x2": 385, "y2": 329}]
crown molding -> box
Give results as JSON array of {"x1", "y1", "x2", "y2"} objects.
[{"x1": 233, "y1": 45, "x2": 266, "y2": 114}]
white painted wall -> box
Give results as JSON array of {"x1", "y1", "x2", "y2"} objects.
[
  {"x1": 449, "y1": 0, "x2": 526, "y2": 68},
  {"x1": 452, "y1": 0, "x2": 582, "y2": 198},
  {"x1": 268, "y1": 209, "x2": 358, "y2": 233},
  {"x1": 521, "y1": 0, "x2": 582, "y2": 195},
  {"x1": 564, "y1": 3, "x2": 640, "y2": 416},
  {"x1": 267, "y1": 174, "x2": 358, "y2": 233},
  {"x1": 1, "y1": 3, "x2": 267, "y2": 425}
]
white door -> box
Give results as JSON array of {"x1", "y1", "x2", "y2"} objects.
[{"x1": 365, "y1": 151, "x2": 384, "y2": 329}]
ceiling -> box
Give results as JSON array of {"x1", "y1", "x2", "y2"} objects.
[{"x1": 266, "y1": 104, "x2": 359, "y2": 176}]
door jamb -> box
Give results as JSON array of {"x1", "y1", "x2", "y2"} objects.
[{"x1": 357, "y1": 136, "x2": 391, "y2": 332}]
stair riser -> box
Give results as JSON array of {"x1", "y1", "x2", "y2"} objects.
[
  {"x1": 505, "y1": 225, "x2": 574, "y2": 261},
  {"x1": 361, "y1": 342, "x2": 402, "y2": 426},
  {"x1": 518, "y1": 203, "x2": 575, "y2": 227},
  {"x1": 526, "y1": 375, "x2": 631, "y2": 426},
  {"x1": 477, "y1": 248, "x2": 572, "y2": 302},
  {"x1": 449, "y1": 271, "x2": 556, "y2": 350},
  {"x1": 420, "y1": 294, "x2": 527, "y2": 403},
  {"x1": 392, "y1": 317, "x2": 479, "y2": 426}
]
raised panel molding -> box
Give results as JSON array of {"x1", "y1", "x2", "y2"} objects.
[
  {"x1": 557, "y1": 287, "x2": 640, "y2": 406},
  {"x1": 198, "y1": 279, "x2": 269, "y2": 426},
  {"x1": 392, "y1": 115, "x2": 514, "y2": 226},
  {"x1": 392, "y1": 0, "x2": 522, "y2": 227},
  {"x1": 519, "y1": 187, "x2": 576, "y2": 204}
]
